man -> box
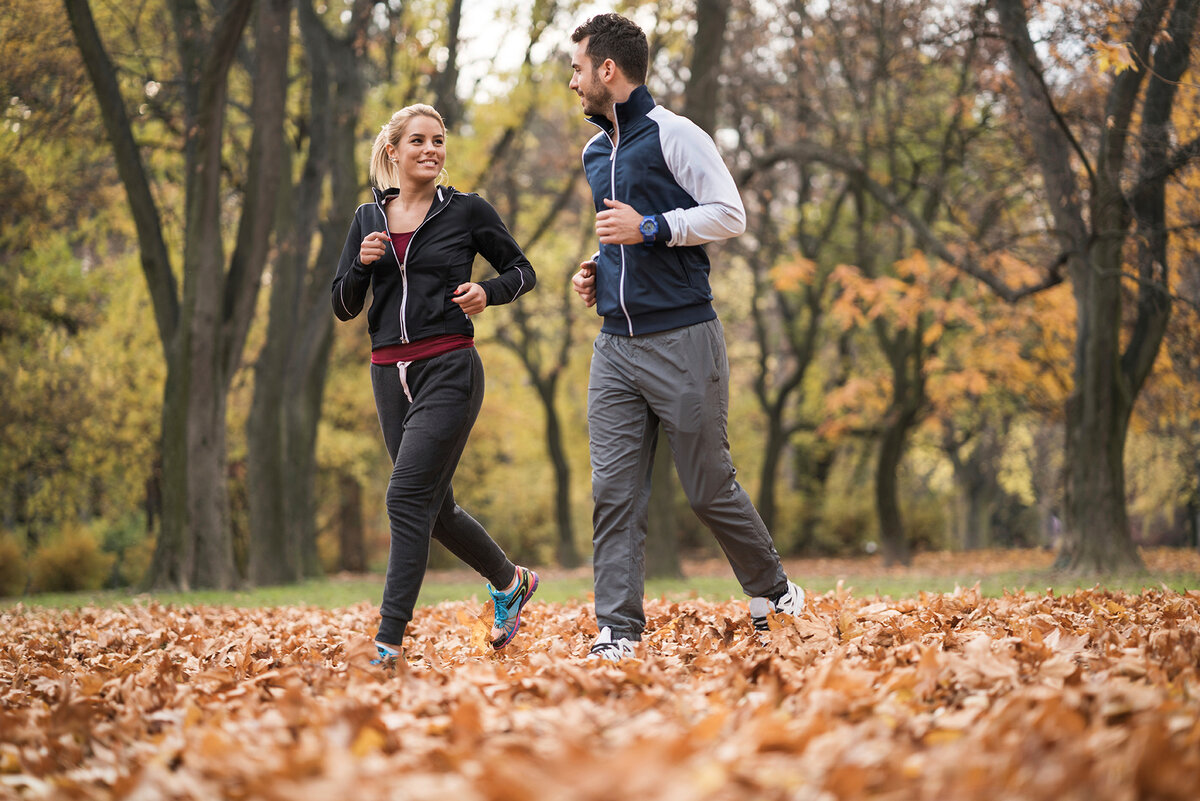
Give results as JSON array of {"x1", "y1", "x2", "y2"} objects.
[{"x1": 568, "y1": 13, "x2": 804, "y2": 662}]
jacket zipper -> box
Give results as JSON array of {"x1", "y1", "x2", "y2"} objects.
[
  {"x1": 611, "y1": 126, "x2": 634, "y2": 336},
  {"x1": 380, "y1": 187, "x2": 449, "y2": 344},
  {"x1": 375, "y1": 199, "x2": 407, "y2": 343},
  {"x1": 593, "y1": 112, "x2": 635, "y2": 337}
]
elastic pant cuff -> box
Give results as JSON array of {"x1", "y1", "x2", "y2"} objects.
[
  {"x1": 606, "y1": 629, "x2": 642, "y2": 642},
  {"x1": 376, "y1": 616, "x2": 408, "y2": 647},
  {"x1": 488, "y1": 562, "x2": 518, "y2": 591}
]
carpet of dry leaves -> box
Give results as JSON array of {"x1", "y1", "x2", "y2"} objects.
[{"x1": 3, "y1": 564, "x2": 1200, "y2": 800}]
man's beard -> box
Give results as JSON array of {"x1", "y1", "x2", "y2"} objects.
[{"x1": 581, "y1": 80, "x2": 613, "y2": 117}]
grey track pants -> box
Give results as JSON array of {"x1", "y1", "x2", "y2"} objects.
[
  {"x1": 371, "y1": 348, "x2": 515, "y2": 646},
  {"x1": 587, "y1": 318, "x2": 788, "y2": 640}
]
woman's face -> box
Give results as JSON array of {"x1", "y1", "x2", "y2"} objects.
[{"x1": 388, "y1": 115, "x2": 445, "y2": 184}]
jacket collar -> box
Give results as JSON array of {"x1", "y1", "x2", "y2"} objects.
[
  {"x1": 586, "y1": 85, "x2": 656, "y2": 136},
  {"x1": 371, "y1": 184, "x2": 454, "y2": 212}
]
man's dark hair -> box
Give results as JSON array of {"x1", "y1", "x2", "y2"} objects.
[{"x1": 571, "y1": 13, "x2": 648, "y2": 85}]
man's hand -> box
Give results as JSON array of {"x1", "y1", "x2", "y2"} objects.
[
  {"x1": 595, "y1": 198, "x2": 645, "y2": 245},
  {"x1": 451, "y1": 283, "x2": 488, "y2": 315},
  {"x1": 573, "y1": 261, "x2": 597, "y2": 308}
]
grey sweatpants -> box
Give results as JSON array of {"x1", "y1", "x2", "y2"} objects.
[{"x1": 588, "y1": 318, "x2": 788, "y2": 640}]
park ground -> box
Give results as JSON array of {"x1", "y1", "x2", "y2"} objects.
[{"x1": 1, "y1": 548, "x2": 1199, "y2": 800}]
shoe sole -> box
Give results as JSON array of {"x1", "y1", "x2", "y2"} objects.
[{"x1": 492, "y1": 570, "x2": 539, "y2": 650}]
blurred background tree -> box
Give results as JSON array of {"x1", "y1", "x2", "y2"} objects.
[{"x1": 2, "y1": 0, "x2": 1197, "y2": 595}]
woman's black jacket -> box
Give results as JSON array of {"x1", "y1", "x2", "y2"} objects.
[{"x1": 331, "y1": 185, "x2": 535, "y2": 347}]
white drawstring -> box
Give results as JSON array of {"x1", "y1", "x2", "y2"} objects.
[{"x1": 397, "y1": 361, "x2": 413, "y2": 402}]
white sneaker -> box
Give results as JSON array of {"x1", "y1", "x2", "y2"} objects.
[
  {"x1": 749, "y1": 580, "x2": 805, "y2": 632},
  {"x1": 587, "y1": 626, "x2": 638, "y2": 662}
]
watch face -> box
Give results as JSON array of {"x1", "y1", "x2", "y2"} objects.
[{"x1": 640, "y1": 218, "x2": 655, "y2": 235}]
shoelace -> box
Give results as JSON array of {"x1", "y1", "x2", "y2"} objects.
[
  {"x1": 589, "y1": 640, "x2": 634, "y2": 659},
  {"x1": 491, "y1": 571, "x2": 527, "y2": 628}
]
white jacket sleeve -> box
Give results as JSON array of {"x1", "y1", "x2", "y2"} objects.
[{"x1": 650, "y1": 107, "x2": 746, "y2": 247}]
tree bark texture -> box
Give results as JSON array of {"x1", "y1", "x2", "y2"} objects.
[
  {"x1": 247, "y1": 0, "x2": 360, "y2": 585},
  {"x1": 429, "y1": 0, "x2": 463, "y2": 129},
  {"x1": 993, "y1": 0, "x2": 1199, "y2": 572},
  {"x1": 646, "y1": 426, "x2": 684, "y2": 579},
  {"x1": 682, "y1": 0, "x2": 731, "y2": 135},
  {"x1": 873, "y1": 318, "x2": 923, "y2": 567},
  {"x1": 336, "y1": 472, "x2": 367, "y2": 572},
  {"x1": 875, "y1": 408, "x2": 914, "y2": 567},
  {"x1": 65, "y1": 0, "x2": 291, "y2": 589},
  {"x1": 535, "y1": 376, "x2": 580, "y2": 568},
  {"x1": 947, "y1": 422, "x2": 1006, "y2": 551}
]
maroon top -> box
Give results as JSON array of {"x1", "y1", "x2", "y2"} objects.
[
  {"x1": 389, "y1": 230, "x2": 414, "y2": 263},
  {"x1": 371, "y1": 335, "x2": 474, "y2": 365}
]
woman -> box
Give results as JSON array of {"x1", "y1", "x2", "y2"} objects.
[{"x1": 331, "y1": 104, "x2": 539, "y2": 662}]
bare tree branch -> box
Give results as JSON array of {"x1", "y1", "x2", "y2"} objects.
[
  {"x1": 63, "y1": 0, "x2": 178, "y2": 346},
  {"x1": 740, "y1": 140, "x2": 1065, "y2": 302}
]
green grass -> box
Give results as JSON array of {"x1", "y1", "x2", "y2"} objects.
[{"x1": 3, "y1": 567, "x2": 1196, "y2": 612}]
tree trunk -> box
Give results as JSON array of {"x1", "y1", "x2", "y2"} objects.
[
  {"x1": 247, "y1": 304, "x2": 331, "y2": 583},
  {"x1": 1188, "y1": 496, "x2": 1199, "y2": 552},
  {"x1": 757, "y1": 407, "x2": 785, "y2": 536},
  {"x1": 875, "y1": 411, "x2": 913, "y2": 566},
  {"x1": 247, "y1": 0, "x2": 362, "y2": 584},
  {"x1": 186, "y1": 341, "x2": 235, "y2": 587},
  {"x1": 1057, "y1": 226, "x2": 1141, "y2": 571},
  {"x1": 794, "y1": 444, "x2": 835, "y2": 554},
  {"x1": 247, "y1": 317, "x2": 301, "y2": 581},
  {"x1": 537, "y1": 377, "x2": 580, "y2": 568},
  {"x1": 151, "y1": 359, "x2": 194, "y2": 587},
  {"x1": 430, "y1": 0, "x2": 463, "y2": 129},
  {"x1": 294, "y1": 335, "x2": 333, "y2": 577},
  {"x1": 67, "y1": 0, "x2": 290, "y2": 589},
  {"x1": 992, "y1": 0, "x2": 1198, "y2": 573},
  {"x1": 682, "y1": 0, "x2": 731, "y2": 135},
  {"x1": 336, "y1": 471, "x2": 367, "y2": 572},
  {"x1": 247, "y1": 187, "x2": 297, "y2": 583},
  {"x1": 962, "y1": 478, "x2": 998, "y2": 551},
  {"x1": 947, "y1": 423, "x2": 1005, "y2": 551}
]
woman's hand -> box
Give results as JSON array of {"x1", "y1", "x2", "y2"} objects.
[
  {"x1": 359, "y1": 230, "x2": 389, "y2": 265},
  {"x1": 451, "y1": 283, "x2": 488, "y2": 315}
]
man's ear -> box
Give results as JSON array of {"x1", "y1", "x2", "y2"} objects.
[{"x1": 600, "y1": 58, "x2": 618, "y2": 83}]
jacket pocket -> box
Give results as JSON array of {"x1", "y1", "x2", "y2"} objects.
[{"x1": 672, "y1": 249, "x2": 695, "y2": 290}]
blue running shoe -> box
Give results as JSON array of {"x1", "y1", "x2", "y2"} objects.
[
  {"x1": 487, "y1": 566, "x2": 539, "y2": 649},
  {"x1": 371, "y1": 641, "x2": 401, "y2": 666}
]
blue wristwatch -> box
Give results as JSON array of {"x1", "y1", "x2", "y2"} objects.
[{"x1": 639, "y1": 215, "x2": 659, "y2": 246}]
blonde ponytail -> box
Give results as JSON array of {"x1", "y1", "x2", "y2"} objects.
[{"x1": 368, "y1": 104, "x2": 449, "y2": 190}]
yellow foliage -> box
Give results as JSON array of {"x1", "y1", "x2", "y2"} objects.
[
  {"x1": 0, "y1": 537, "x2": 26, "y2": 597},
  {"x1": 923, "y1": 321, "x2": 944, "y2": 347},
  {"x1": 893, "y1": 250, "x2": 930, "y2": 279},
  {"x1": 116, "y1": 535, "x2": 155, "y2": 588},
  {"x1": 770, "y1": 257, "x2": 817, "y2": 292},
  {"x1": 981, "y1": 252, "x2": 1042, "y2": 286},
  {"x1": 1091, "y1": 41, "x2": 1137, "y2": 75},
  {"x1": 28, "y1": 525, "x2": 115, "y2": 594},
  {"x1": 822, "y1": 376, "x2": 890, "y2": 433}
]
